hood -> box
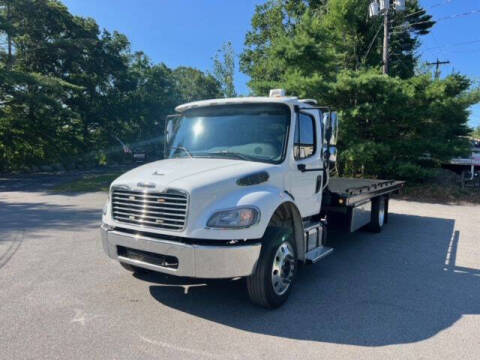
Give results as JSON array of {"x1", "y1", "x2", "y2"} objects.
[{"x1": 111, "y1": 158, "x2": 274, "y2": 192}]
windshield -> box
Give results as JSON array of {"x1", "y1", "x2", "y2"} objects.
[{"x1": 166, "y1": 103, "x2": 291, "y2": 163}]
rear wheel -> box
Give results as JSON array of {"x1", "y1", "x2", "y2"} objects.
[
  {"x1": 246, "y1": 226, "x2": 297, "y2": 308},
  {"x1": 120, "y1": 262, "x2": 151, "y2": 274},
  {"x1": 368, "y1": 196, "x2": 386, "y2": 233}
]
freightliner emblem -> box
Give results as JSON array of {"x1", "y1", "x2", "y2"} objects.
[{"x1": 137, "y1": 182, "x2": 156, "y2": 189}]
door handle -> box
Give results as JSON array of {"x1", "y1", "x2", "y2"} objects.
[
  {"x1": 315, "y1": 175, "x2": 322, "y2": 193},
  {"x1": 297, "y1": 164, "x2": 323, "y2": 173}
]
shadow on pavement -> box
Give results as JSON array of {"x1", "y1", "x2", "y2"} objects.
[
  {"x1": 0, "y1": 200, "x2": 101, "y2": 233},
  {"x1": 0, "y1": 166, "x2": 131, "y2": 193},
  {"x1": 139, "y1": 213, "x2": 480, "y2": 346}
]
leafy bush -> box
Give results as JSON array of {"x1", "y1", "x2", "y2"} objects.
[{"x1": 327, "y1": 70, "x2": 479, "y2": 182}]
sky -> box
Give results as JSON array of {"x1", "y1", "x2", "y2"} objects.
[{"x1": 62, "y1": 0, "x2": 479, "y2": 128}]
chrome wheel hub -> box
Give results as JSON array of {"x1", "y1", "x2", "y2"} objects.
[{"x1": 271, "y1": 242, "x2": 295, "y2": 296}]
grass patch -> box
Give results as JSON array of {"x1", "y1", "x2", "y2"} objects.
[
  {"x1": 393, "y1": 183, "x2": 480, "y2": 205},
  {"x1": 52, "y1": 172, "x2": 122, "y2": 192}
]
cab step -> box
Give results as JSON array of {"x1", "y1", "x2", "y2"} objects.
[{"x1": 305, "y1": 246, "x2": 334, "y2": 263}]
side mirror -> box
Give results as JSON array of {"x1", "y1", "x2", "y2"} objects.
[
  {"x1": 329, "y1": 112, "x2": 338, "y2": 146},
  {"x1": 325, "y1": 126, "x2": 332, "y2": 144},
  {"x1": 165, "y1": 119, "x2": 174, "y2": 144},
  {"x1": 322, "y1": 145, "x2": 336, "y2": 163},
  {"x1": 328, "y1": 145, "x2": 337, "y2": 163},
  {"x1": 322, "y1": 110, "x2": 339, "y2": 164},
  {"x1": 323, "y1": 146, "x2": 330, "y2": 161},
  {"x1": 323, "y1": 111, "x2": 338, "y2": 145}
]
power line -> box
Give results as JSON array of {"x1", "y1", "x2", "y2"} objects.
[
  {"x1": 439, "y1": 8, "x2": 480, "y2": 21},
  {"x1": 423, "y1": 39, "x2": 480, "y2": 51},
  {"x1": 404, "y1": 0, "x2": 459, "y2": 20},
  {"x1": 430, "y1": 0, "x2": 457, "y2": 10},
  {"x1": 392, "y1": 8, "x2": 480, "y2": 33},
  {"x1": 363, "y1": 21, "x2": 384, "y2": 63},
  {"x1": 430, "y1": 31, "x2": 450, "y2": 62},
  {"x1": 451, "y1": 47, "x2": 480, "y2": 54}
]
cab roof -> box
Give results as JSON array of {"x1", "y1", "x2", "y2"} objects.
[{"x1": 175, "y1": 96, "x2": 317, "y2": 113}]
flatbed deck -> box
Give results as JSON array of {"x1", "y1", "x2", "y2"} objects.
[{"x1": 326, "y1": 178, "x2": 405, "y2": 206}]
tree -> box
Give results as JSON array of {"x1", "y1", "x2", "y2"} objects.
[
  {"x1": 0, "y1": 0, "x2": 87, "y2": 170},
  {"x1": 241, "y1": 0, "x2": 311, "y2": 95},
  {"x1": 386, "y1": 2, "x2": 434, "y2": 78},
  {"x1": 0, "y1": 0, "x2": 226, "y2": 171},
  {"x1": 324, "y1": 70, "x2": 479, "y2": 180},
  {"x1": 323, "y1": 0, "x2": 434, "y2": 78},
  {"x1": 121, "y1": 54, "x2": 178, "y2": 147},
  {"x1": 213, "y1": 41, "x2": 236, "y2": 97},
  {"x1": 240, "y1": 0, "x2": 434, "y2": 95},
  {"x1": 172, "y1": 66, "x2": 222, "y2": 103},
  {"x1": 472, "y1": 126, "x2": 480, "y2": 139},
  {"x1": 0, "y1": 66, "x2": 81, "y2": 170}
]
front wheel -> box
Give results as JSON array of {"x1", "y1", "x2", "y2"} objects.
[{"x1": 246, "y1": 227, "x2": 297, "y2": 308}]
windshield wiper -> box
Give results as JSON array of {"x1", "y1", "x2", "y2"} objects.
[
  {"x1": 169, "y1": 145, "x2": 193, "y2": 158},
  {"x1": 208, "y1": 151, "x2": 252, "y2": 161}
]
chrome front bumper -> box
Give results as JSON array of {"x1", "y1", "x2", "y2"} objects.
[{"x1": 100, "y1": 225, "x2": 261, "y2": 278}]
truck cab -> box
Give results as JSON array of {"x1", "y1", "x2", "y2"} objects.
[{"x1": 101, "y1": 90, "x2": 403, "y2": 308}]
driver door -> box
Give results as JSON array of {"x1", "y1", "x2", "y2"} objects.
[{"x1": 288, "y1": 110, "x2": 324, "y2": 217}]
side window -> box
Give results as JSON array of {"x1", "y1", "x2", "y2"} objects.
[{"x1": 294, "y1": 113, "x2": 316, "y2": 160}]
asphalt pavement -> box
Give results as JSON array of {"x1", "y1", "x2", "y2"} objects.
[{"x1": 1, "y1": 178, "x2": 479, "y2": 359}]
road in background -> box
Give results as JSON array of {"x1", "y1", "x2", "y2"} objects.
[{"x1": 1, "y1": 184, "x2": 479, "y2": 360}]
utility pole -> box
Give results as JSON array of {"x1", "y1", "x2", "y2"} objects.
[
  {"x1": 369, "y1": 0, "x2": 405, "y2": 76},
  {"x1": 426, "y1": 59, "x2": 450, "y2": 79},
  {"x1": 382, "y1": 9, "x2": 389, "y2": 74}
]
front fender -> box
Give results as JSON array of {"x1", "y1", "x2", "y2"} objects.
[{"x1": 188, "y1": 185, "x2": 296, "y2": 240}]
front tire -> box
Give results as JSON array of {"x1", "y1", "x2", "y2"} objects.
[{"x1": 246, "y1": 227, "x2": 297, "y2": 308}]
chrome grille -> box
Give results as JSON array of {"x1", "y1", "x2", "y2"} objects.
[{"x1": 111, "y1": 188, "x2": 188, "y2": 231}]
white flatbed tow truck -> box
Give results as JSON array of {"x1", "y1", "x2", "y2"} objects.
[{"x1": 101, "y1": 90, "x2": 404, "y2": 308}]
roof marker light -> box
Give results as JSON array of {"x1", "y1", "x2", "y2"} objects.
[{"x1": 269, "y1": 89, "x2": 286, "y2": 97}]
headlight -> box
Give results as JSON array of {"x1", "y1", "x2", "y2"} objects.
[{"x1": 207, "y1": 207, "x2": 260, "y2": 229}]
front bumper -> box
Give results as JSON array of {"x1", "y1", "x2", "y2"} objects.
[{"x1": 100, "y1": 225, "x2": 261, "y2": 278}]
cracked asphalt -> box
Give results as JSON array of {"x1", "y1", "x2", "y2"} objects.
[{"x1": 1, "y1": 177, "x2": 479, "y2": 359}]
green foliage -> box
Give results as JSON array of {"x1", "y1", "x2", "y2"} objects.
[
  {"x1": 213, "y1": 41, "x2": 236, "y2": 97},
  {"x1": 173, "y1": 66, "x2": 222, "y2": 103},
  {"x1": 241, "y1": 0, "x2": 434, "y2": 95},
  {"x1": 0, "y1": 0, "x2": 222, "y2": 172},
  {"x1": 324, "y1": 0, "x2": 433, "y2": 78},
  {"x1": 472, "y1": 126, "x2": 480, "y2": 138},
  {"x1": 327, "y1": 70, "x2": 478, "y2": 181},
  {"x1": 242, "y1": 7, "x2": 337, "y2": 95}
]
